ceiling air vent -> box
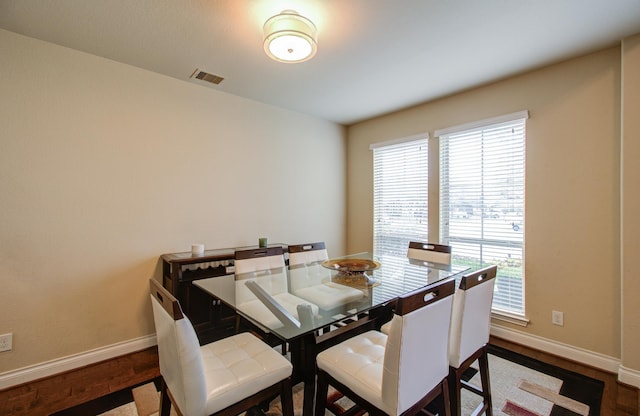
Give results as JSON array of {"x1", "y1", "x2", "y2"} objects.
[{"x1": 190, "y1": 68, "x2": 224, "y2": 85}]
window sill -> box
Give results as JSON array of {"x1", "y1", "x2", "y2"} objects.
[{"x1": 491, "y1": 310, "x2": 529, "y2": 327}]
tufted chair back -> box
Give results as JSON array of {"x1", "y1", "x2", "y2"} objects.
[
  {"x1": 150, "y1": 280, "x2": 207, "y2": 416},
  {"x1": 448, "y1": 266, "x2": 497, "y2": 367},
  {"x1": 382, "y1": 279, "x2": 455, "y2": 414},
  {"x1": 407, "y1": 241, "x2": 452, "y2": 265}
]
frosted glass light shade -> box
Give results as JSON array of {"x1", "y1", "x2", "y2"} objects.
[{"x1": 263, "y1": 10, "x2": 317, "y2": 63}]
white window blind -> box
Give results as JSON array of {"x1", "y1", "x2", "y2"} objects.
[
  {"x1": 372, "y1": 135, "x2": 428, "y2": 259},
  {"x1": 438, "y1": 112, "x2": 527, "y2": 315}
]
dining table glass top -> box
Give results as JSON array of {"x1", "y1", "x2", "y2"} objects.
[{"x1": 194, "y1": 252, "x2": 469, "y2": 341}]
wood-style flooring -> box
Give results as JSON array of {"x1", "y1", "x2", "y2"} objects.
[
  {"x1": 0, "y1": 348, "x2": 160, "y2": 416},
  {"x1": 0, "y1": 337, "x2": 637, "y2": 416}
]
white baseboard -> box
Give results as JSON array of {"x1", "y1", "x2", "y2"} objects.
[
  {"x1": 618, "y1": 365, "x2": 640, "y2": 388},
  {"x1": 0, "y1": 335, "x2": 157, "y2": 390},
  {"x1": 494, "y1": 323, "x2": 640, "y2": 389},
  {"x1": 490, "y1": 324, "x2": 621, "y2": 374}
]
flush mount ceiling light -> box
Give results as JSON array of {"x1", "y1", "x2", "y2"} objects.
[{"x1": 263, "y1": 10, "x2": 317, "y2": 63}]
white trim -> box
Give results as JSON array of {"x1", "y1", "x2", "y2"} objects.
[
  {"x1": 369, "y1": 132, "x2": 429, "y2": 150},
  {"x1": 492, "y1": 310, "x2": 530, "y2": 327},
  {"x1": 434, "y1": 110, "x2": 529, "y2": 138},
  {"x1": 0, "y1": 335, "x2": 157, "y2": 390},
  {"x1": 618, "y1": 365, "x2": 640, "y2": 388},
  {"x1": 490, "y1": 324, "x2": 620, "y2": 373}
]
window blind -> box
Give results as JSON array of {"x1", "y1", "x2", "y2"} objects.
[
  {"x1": 438, "y1": 113, "x2": 527, "y2": 315},
  {"x1": 372, "y1": 135, "x2": 428, "y2": 259}
]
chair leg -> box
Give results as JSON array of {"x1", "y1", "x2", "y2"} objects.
[
  {"x1": 449, "y1": 346, "x2": 493, "y2": 416},
  {"x1": 478, "y1": 346, "x2": 493, "y2": 416},
  {"x1": 440, "y1": 378, "x2": 451, "y2": 416},
  {"x1": 314, "y1": 370, "x2": 330, "y2": 416},
  {"x1": 280, "y1": 377, "x2": 294, "y2": 416},
  {"x1": 448, "y1": 366, "x2": 462, "y2": 416},
  {"x1": 159, "y1": 378, "x2": 172, "y2": 416}
]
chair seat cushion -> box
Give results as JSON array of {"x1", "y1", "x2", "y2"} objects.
[
  {"x1": 201, "y1": 332, "x2": 292, "y2": 415},
  {"x1": 273, "y1": 292, "x2": 320, "y2": 316},
  {"x1": 316, "y1": 330, "x2": 389, "y2": 413},
  {"x1": 237, "y1": 294, "x2": 320, "y2": 330},
  {"x1": 237, "y1": 300, "x2": 285, "y2": 330},
  {"x1": 292, "y1": 282, "x2": 364, "y2": 310}
]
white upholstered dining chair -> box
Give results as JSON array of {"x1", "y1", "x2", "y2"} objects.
[
  {"x1": 288, "y1": 242, "x2": 364, "y2": 311},
  {"x1": 234, "y1": 246, "x2": 288, "y2": 274},
  {"x1": 149, "y1": 278, "x2": 294, "y2": 416},
  {"x1": 407, "y1": 241, "x2": 452, "y2": 265},
  {"x1": 380, "y1": 241, "x2": 453, "y2": 336},
  {"x1": 233, "y1": 247, "x2": 320, "y2": 324},
  {"x1": 314, "y1": 279, "x2": 455, "y2": 416},
  {"x1": 288, "y1": 241, "x2": 329, "y2": 265},
  {"x1": 448, "y1": 265, "x2": 497, "y2": 416},
  {"x1": 234, "y1": 247, "x2": 319, "y2": 352}
]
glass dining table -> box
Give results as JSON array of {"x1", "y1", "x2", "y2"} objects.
[{"x1": 194, "y1": 252, "x2": 469, "y2": 416}]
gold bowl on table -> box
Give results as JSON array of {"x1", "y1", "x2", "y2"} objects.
[{"x1": 321, "y1": 258, "x2": 381, "y2": 287}]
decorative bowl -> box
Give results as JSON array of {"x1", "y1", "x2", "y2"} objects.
[
  {"x1": 321, "y1": 258, "x2": 381, "y2": 273},
  {"x1": 321, "y1": 258, "x2": 381, "y2": 287}
]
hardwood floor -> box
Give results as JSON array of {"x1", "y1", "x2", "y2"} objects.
[
  {"x1": 0, "y1": 337, "x2": 637, "y2": 416},
  {"x1": 0, "y1": 348, "x2": 160, "y2": 416}
]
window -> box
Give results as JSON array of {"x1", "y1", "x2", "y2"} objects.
[
  {"x1": 437, "y1": 111, "x2": 527, "y2": 315},
  {"x1": 371, "y1": 135, "x2": 429, "y2": 259}
]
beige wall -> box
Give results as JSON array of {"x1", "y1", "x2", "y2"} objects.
[
  {"x1": 347, "y1": 47, "x2": 623, "y2": 359},
  {"x1": 0, "y1": 29, "x2": 346, "y2": 372},
  {"x1": 2, "y1": 25, "x2": 638, "y2": 383},
  {"x1": 622, "y1": 33, "x2": 640, "y2": 371}
]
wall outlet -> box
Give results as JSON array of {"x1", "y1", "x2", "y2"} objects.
[
  {"x1": 0, "y1": 333, "x2": 12, "y2": 352},
  {"x1": 552, "y1": 310, "x2": 564, "y2": 326}
]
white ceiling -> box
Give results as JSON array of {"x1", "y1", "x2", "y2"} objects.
[{"x1": 1, "y1": 0, "x2": 640, "y2": 125}]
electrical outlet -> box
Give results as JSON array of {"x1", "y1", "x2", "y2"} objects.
[
  {"x1": 0, "y1": 333, "x2": 12, "y2": 352},
  {"x1": 552, "y1": 311, "x2": 564, "y2": 326}
]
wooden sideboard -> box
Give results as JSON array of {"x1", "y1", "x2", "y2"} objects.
[{"x1": 160, "y1": 244, "x2": 287, "y2": 342}]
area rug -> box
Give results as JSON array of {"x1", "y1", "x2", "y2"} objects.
[
  {"x1": 64, "y1": 344, "x2": 603, "y2": 416},
  {"x1": 261, "y1": 345, "x2": 603, "y2": 416},
  {"x1": 459, "y1": 344, "x2": 603, "y2": 416}
]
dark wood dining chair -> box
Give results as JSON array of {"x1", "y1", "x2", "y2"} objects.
[
  {"x1": 407, "y1": 241, "x2": 452, "y2": 264},
  {"x1": 149, "y1": 278, "x2": 294, "y2": 416},
  {"x1": 314, "y1": 279, "x2": 455, "y2": 416},
  {"x1": 448, "y1": 265, "x2": 498, "y2": 416}
]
